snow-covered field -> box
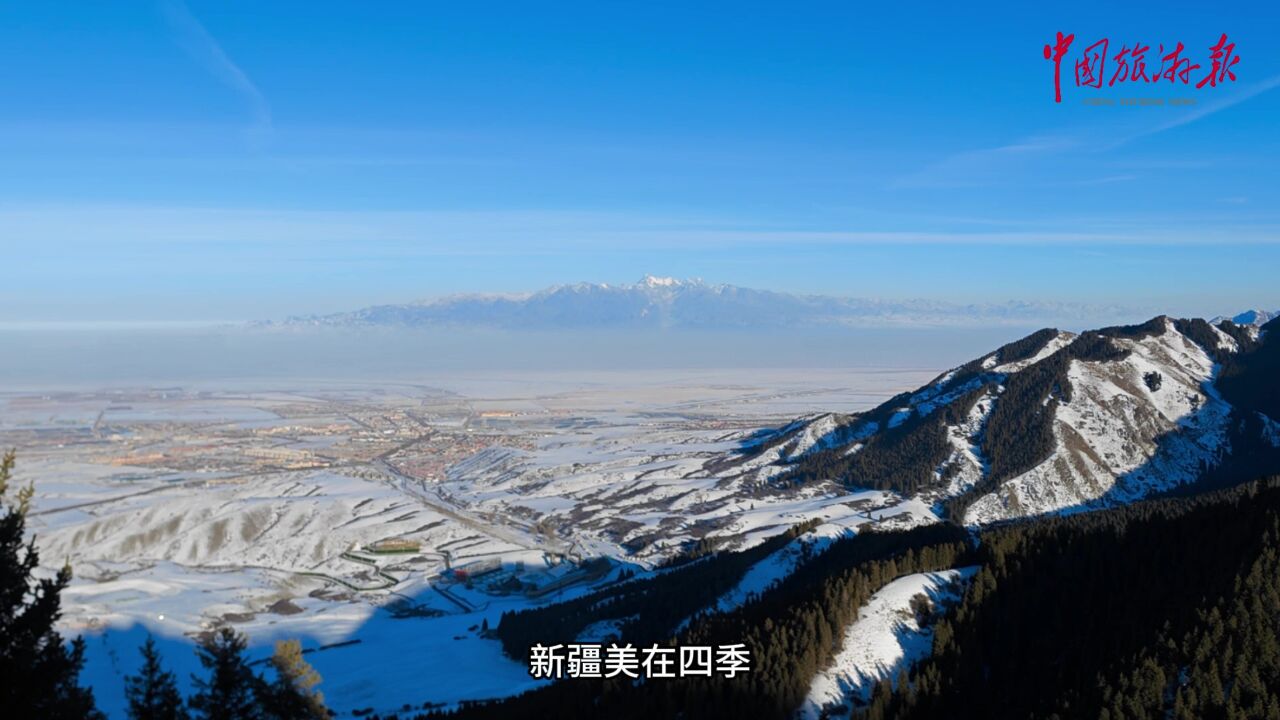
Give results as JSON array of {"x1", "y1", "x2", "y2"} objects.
[
  {"x1": 4, "y1": 368, "x2": 939, "y2": 718},
  {"x1": 74, "y1": 570, "x2": 568, "y2": 718}
]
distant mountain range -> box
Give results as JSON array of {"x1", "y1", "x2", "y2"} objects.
[{"x1": 269, "y1": 276, "x2": 1190, "y2": 330}]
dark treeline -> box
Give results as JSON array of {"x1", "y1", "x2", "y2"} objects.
[
  {"x1": 990, "y1": 327, "x2": 1061, "y2": 367},
  {"x1": 1169, "y1": 315, "x2": 1280, "y2": 495},
  {"x1": 1173, "y1": 317, "x2": 1253, "y2": 364},
  {"x1": 978, "y1": 332, "x2": 1128, "y2": 481},
  {"x1": 943, "y1": 331, "x2": 1129, "y2": 520},
  {"x1": 770, "y1": 328, "x2": 1062, "y2": 497},
  {"x1": 780, "y1": 387, "x2": 985, "y2": 497},
  {"x1": 919, "y1": 327, "x2": 1060, "y2": 397},
  {"x1": 1217, "y1": 315, "x2": 1280, "y2": 419},
  {"x1": 861, "y1": 476, "x2": 1280, "y2": 720},
  {"x1": 407, "y1": 523, "x2": 971, "y2": 720},
  {"x1": 672, "y1": 524, "x2": 970, "y2": 719},
  {"x1": 1101, "y1": 535, "x2": 1280, "y2": 720},
  {"x1": 1215, "y1": 318, "x2": 1259, "y2": 350},
  {"x1": 1194, "y1": 411, "x2": 1280, "y2": 493},
  {"x1": 1094, "y1": 315, "x2": 1169, "y2": 340}
]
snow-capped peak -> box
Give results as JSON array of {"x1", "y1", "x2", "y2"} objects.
[
  {"x1": 638, "y1": 274, "x2": 683, "y2": 288},
  {"x1": 1211, "y1": 308, "x2": 1278, "y2": 327}
]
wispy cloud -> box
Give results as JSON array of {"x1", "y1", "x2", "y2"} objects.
[
  {"x1": 4, "y1": 204, "x2": 1280, "y2": 254},
  {"x1": 1071, "y1": 174, "x2": 1138, "y2": 186},
  {"x1": 891, "y1": 135, "x2": 1077, "y2": 189},
  {"x1": 1120, "y1": 73, "x2": 1280, "y2": 144},
  {"x1": 897, "y1": 74, "x2": 1280, "y2": 189},
  {"x1": 159, "y1": 0, "x2": 272, "y2": 141}
]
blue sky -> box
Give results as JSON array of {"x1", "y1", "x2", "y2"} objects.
[{"x1": 2, "y1": 1, "x2": 1279, "y2": 321}]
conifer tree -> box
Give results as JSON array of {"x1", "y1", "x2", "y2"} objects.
[
  {"x1": 126, "y1": 635, "x2": 189, "y2": 720},
  {"x1": 260, "y1": 639, "x2": 328, "y2": 720},
  {"x1": 188, "y1": 627, "x2": 261, "y2": 720},
  {"x1": 0, "y1": 450, "x2": 102, "y2": 718}
]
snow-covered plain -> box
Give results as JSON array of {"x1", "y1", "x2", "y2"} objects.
[{"x1": 4, "y1": 368, "x2": 938, "y2": 718}]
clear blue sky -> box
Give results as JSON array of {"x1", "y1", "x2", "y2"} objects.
[{"x1": 2, "y1": 1, "x2": 1279, "y2": 321}]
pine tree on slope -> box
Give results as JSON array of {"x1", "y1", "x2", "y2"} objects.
[
  {"x1": 0, "y1": 450, "x2": 102, "y2": 718},
  {"x1": 188, "y1": 627, "x2": 262, "y2": 720},
  {"x1": 126, "y1": 635, "x2": 189, "y2": 720}
]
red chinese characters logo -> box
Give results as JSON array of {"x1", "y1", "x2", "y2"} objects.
[
  {"x1": 1074, "y1": 38, "x2": 1109, "y2": 89},
  {"x1": 1197, "y1": 34, "x2": 1239, "y2": 88},
  {"x1": 1043, "y1": 33, "x2": 1239, "y2": 102}
]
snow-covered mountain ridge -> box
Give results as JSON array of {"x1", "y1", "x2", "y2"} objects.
[
  {"x1": 1210, "y1": 308, "x2": 1279, "y2": 327},
  {"x1": 729, "y1": 312, "x2": 1280, "y2": 525}
]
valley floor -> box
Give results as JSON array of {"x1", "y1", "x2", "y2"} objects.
[{"x1": 2, "y1": 368, "x2": 938, "y2": 717}]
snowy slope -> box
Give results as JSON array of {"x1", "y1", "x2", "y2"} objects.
[
  {"x1": 938, "y1": 390, "x2": 995, "y2": 498},
  {"x1": 37, "y1": 470, "x2": 526, "y2": 580},
  {"x1": 671, "y1": 525, "x2": 851, "y2": 634},
  {"x1": 799, "y1": 568, "x2": 978, "y2": 719},
  {"x1": 965, "y1": 320, "x2": 1232, "y2": 522},
  {"x1": 991, "y1": 330, "x2": 1075, "y2": 373}
]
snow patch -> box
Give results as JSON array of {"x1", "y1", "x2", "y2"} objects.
[{"x1": 799, "y1": 567, "x2": 978, "y2": 719}]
